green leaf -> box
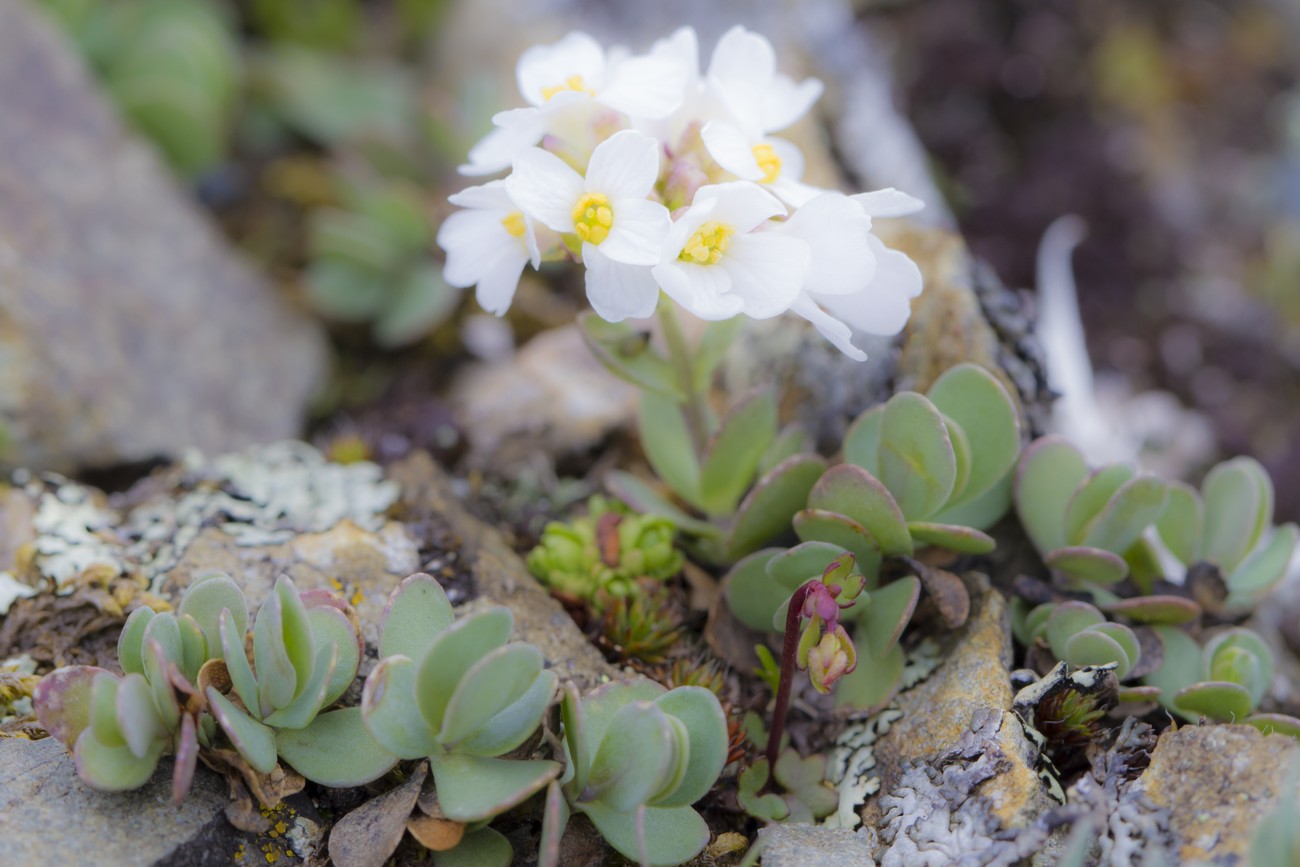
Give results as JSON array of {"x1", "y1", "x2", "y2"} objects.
[
  {"x1": 727, "y1": 454, "x2": 827, "y2": 560},
  {"x1": 439, "y1": 643, "x2": 544, "y2": 745},
  {"x1": 1145, "y1": 626, "x2": 1204, "y2": 719},
  {"x1": 1174, "y1": 681, "x2": 1253, "y2": 722},
  {"x1": 833, "y1": 637, "x2": 904, "y2": 711},
  {"x1": 942, "y1": 414, "x2": 973, "y2": 506},
  {"x1": 580, "y1": 802, "x2": 710, "y2": 867},
  {"x1": 578, "y1": 312, "x2": 682, "y2": 400},
  {"x1": 1063, "y1": 464, "x2": 1135, "y2": 546},
  {"x1": 1244, "y1": 713, "x2": 1300, "y2": 739},
  {"x1": 252, "y1": 592, "x2": 297, "y2": 716},
  {"x1": 360, "y1": 655, "x2": 440, "y2": 759},
  {"x1": 373, "y1": 264, "x2": 460, "y2": 348},
  {"x1": 842, "y1": 405, "x2": 883, "y2": 476},
  {"x1": 929, "y1": 470, "x2": 1013, "y2": 532},
  {"x1": 208, "y1": 687, "x2": 278, "y2": 774},
  {"x1": 638, "y1": 392, "x2": 702, "y2": 509},
  {"x1": 430, "y1": 753, "x2": 561, "y2": 822},
  {"x1": 1101, "y1": 595, "x2": 1200, "y2": 625},
  {"x1": 538, "y1": 781, "x2": 570, "y2": 867},
  {"x1": 433, "y1": 827, "x2": 514, "y2": 867},
  {"x1": 415, "y1": 608, "x2": 513, "y2": 734},
  {"x1": 1203, "y1": 457, "x2": 1271, "y2": 572},
  {"x1": 379, "y1": 572, "x2": 454, "y2": 661},
  {"x1": 925, "y1": 364, "x2": 1022, "y2": 506},
  {"x1": 757, "y1": 425, "x2": 813, "y2": 478},
  {"x1": 220, "y1": 607, "x2": 260, "y2": 718},
  {"x1": 605, "y1": 470, "x2": 720, "y2": 538},
  {"x1": 33, "y1": 665, "x2": 106, "y2": 747},
  {"x1": 142, "y1": 613, "x2": 182, "y2": 669},
  {"x1": 308, "y1": 606, "x2": 360, "y2": 707},
  {"x1": 737, "y1": 759, "x2": 789, "y2": 821},
  {"x1": 792, "y1": 509, "x2": 883, "y2": 575},
  {"x1": 263, "y1": 642, "x2": 338, "y2": 729},
  {"x1": 274, "y1": 576, "x2": 317, "y2": 699},
  {"x1": 142, "y1": 640, "x2": 180, "y2": 730},
  {"x1": 651, "y1": 687, "x2": 728, "y2": 807},
  {"x1": 1044, "y1": 546, "x2": 1129, "y2": 587},
  {"x1": 699, "y1": 391, "x2": 778, "y2": 516},
  {"x1": 177, "y1": 614, "x2": 208, "y2": 684},
  {"x1": 1043, "y1": 602, "x2": 1106, "y2": 659},
  {"x1": 807, "y1": 464, "x2": 913, "y2": 557},
  {"x1": 116, "y1": 673, "x2": 165, "y2": 760},
  {"x1": 456, "y1": 670, "x2": 557, "y2": 758},
  {"x1": 690, "y1": 317, "x2": 744, "y2": 392},
  {"x1": 1156, "y1": 481, "x2": 1203, "y2": 565},
  {"x1": 584, "y1": 702, "x2": 676, "y2": 812},
  {"x1": 906, "y1": 522, "x2": 996, "y2": 554},
  {"x1": 1227, "y1": 523, "x2": 1298, "y2": 608},
  {"x1": 1205, "y1": 629, "x2": 1274, "y2": 708},
  {"x1": 877, "y1": 392, "x2": 957, "y2": 520},
  {"x1": 1080, "y1": 476, "x2": 1167, "y2": 554},
  {"x1": 722, "y1": 549, "x2": 786, "y2": 633},
  {"x1": 305, "y1": 260, "x2": 387, "y2": 322},
  {"x1": 765, "y1": 542, "x2": 850, "y2": 591},
  {"x1": 572, "y1": 680, "x2": 665, "y2": 778},
  {"x1": 863, "y1": 576, "x2": 920, "y2": 659},
  {"x1": 177, "y1": 573, "x2": 247, "y2": 653},
  {"x1": 117, "y1": 608, "x2": 154, "y2": 676},
  {"x1": 73, "y1": 726, "x2": 164, "y2": 791},
  {"x1": 1015, "y1": 436, "x2": 1088, "y2": 553},
  {"x1": 1063, "y1": 630, "x2": 1133, "y2": 678},
  {"x1": 560, "y1": 682, "x2": 588, "y2": 795},
  {"x1": 277, "y1": 707, "x2": 398, "y2": 787}
]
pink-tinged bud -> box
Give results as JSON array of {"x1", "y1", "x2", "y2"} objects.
[
  {"x1": 796, "y1": 614, "x2": 822, "y2": 670},
  {"x1": 801, "y1": 582, "x2": 841, "y2": 626},
  {"x1": 805, "y1": 624, "x2": 857, "y2": 694}
]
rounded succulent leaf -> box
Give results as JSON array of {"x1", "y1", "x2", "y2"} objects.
[
  {"x1": 455, "y1": 669, "x2": 557, "y2": 758},
  {"x1": 429, "y1": 753, "x2": 562, "y2": 823},
  {"x1": 252, "y1": 591, "x2": 297, "y2": 716},
  {"x1": 648, "y1": 686, "x2": 728, "y2": 808},
  {"x1": 117, "y1": 608, "x2": 155, "y2": 676},
  {"x1": 929, "y1": 471, "x2": 1014, "y2": 533},
  {"x1": 1174, "y1": 681, "x2": 1253, "y2": 722},
  {"x1": 274, "y1": 576, "x2": 317, "y2": 697},
  {"x1": 207, "y1": 687, "x2": 277, "y2": 774},
  {"x1": 177, "y1": 573, "x2": 248, "y2": 652},
  {"x1": 1015, "y1": 436, "x2": 1088, "y2": 553},
  {"x1": 766, "y1": 542, "x2": 851, "y2": 591},
  {"x1": 176, "y1": 614, "x2": 208, "y2": 684},
  {"x1": 722, "y1": 549, "x2": 785, "y2": 633},
  {"x1": 1144, "y1": 626, "x2": 1204, "y2": 719},
  {"x1": 806, "y1": 464, "x2": 912, "y2": 557},
  {"x1": 414, "y1": 608, "x2": 513, "y2": 735},
  {"x1": 1044, "y1": 546, "x2": 1129, "y2": 587},
  {"x1": 1080, "y1": 476, "x2": 1167, "y2": 555},
  {"x1": 906, "y1": 522, "x2": 996, "y2": 555},
  {"x1": 116, "y1": 673, "x2": 167, "y2": 760},
  {"x1": 792, "y1": 509, "x2": 882, "y2": 574},
  {"x1": 307, "y1": 605, "x2": 361, "y2": 707},
  {"x1": 579, "y1": 802, "x2": 710, "y2": 867},
  {"x1": 1063, "y1": 630, "x2": 1133, "y2": 679},
  {"x1": 925, "y1": 364, "x2": 1022, "y2": 508},
  {"x1": 843, "y1": 405, "x2": 883, "y2": 476},
  {"x1": 585, "y1": 701, "x2": 677, "y2": 812},
  {"x1": 73, "y1": 725, "x2": 165, "y2": 791},
  {"x1": 1244, "y1": 713, "x2": 1300, "y2": 738},
  {"x1": 1202, "y1": 457, "x2": 1271, "y2": 572},
  {"x1": 33, "y1": 665, "x2": 107, "y2": 747},
  {"x1": 833, "y1": 636, "x2": 904, "y2": 711},
  {"x1": 637, "y1": 391, "x2": 702, "y2": 510},
  {"x1": 1101, "y1": 595, "x2": 1201, "y2": 626},
  {"x1": 432, "y1": 826, "x2": 514, "y2": 867},
  {"x1": 1043, "y1": 602, "x2": 1106, "y2": 659},
  {"x1": 1227, "y1": 523, "x2": 1299, "y2": 607},
  {"x1": 878, "y1": 392, "x2": 957, "y2": 521},
  {"x1": 572, "y1": 679, "x2": 666, "y2": 781},
  {"x1": 142, "y1": 640, "x2": 181, "y2": 731},
  {"x1": 263, "y1": 642, "x2": 338, "y2": 729},
  {"x1": 941, "y1": 414, "x2": 973, "y2": 506},
  {"x1": 1156, "y1": 481, "x2": 1203, "y2": 565},
  {"x1": 220, "y1": 607, "x2": 259, "y2": 718},
  {"x1": 1062, "y1": 464, "x2": 1135, "y2": 547},
  {"x1": 1204, "y1": 629, "x2": 1273, "y2": 708},
  {"x1": 89, "y1": 672, "x2": 126, "y2": 749},
  {"x1": 727, "y1": 454, "x2": 827, "y2": 559},
  {"x1": 276, "y1": 707, "x2": 398, "y2": 787},
  {"x1": 862, "y1": 576, "x2": 921, "y2": 659},
  {"x1": 361, "y1": 655, "x2": 440, "y2": 759},
  {"x1": 142, "y1": 613, "x2": 183, "y2": 669},
  {"x1": 380, "y1": 572, "x2": 454, "y2": 661},
  {"x1": 438, "y1": 643, "x2": 544, "y2": 745},
  {"x1": 698, "y1": 390, "x2": 777, "y2": 516}
]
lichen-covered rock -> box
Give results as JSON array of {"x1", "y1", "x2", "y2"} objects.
[
  {"x1": 1133, "y1": 724, "x2": 1300, "y2": 864},
  {"x1": 0, "y1": 1, "x2": 326, "y2": 475}
]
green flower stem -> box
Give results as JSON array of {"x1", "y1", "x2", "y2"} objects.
[
  {"x1": 766, "y1": 581, "x2": 816, "y2": 777},
  {"x1": 657, "y1": 300, "x2": 710, "y2": 458}
]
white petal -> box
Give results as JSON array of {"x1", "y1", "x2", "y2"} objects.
[
  {"x1": 652, "y1": 261, "x2": 743, "y2": 321},
  {"x1": 516, "y1": 32, "x2": 606, "y2": 107},
  {"x1": 437, "y1": 210, "x2": 514, "y2": 288},
  {"x1": 767, "y1": 138, "x2": 805, "y2": 182},
  {"x1": 459, "y1": 113, "x2": 545, "y2": 176},
  {"x1": 778, "y1": 193, "x2": 876, "y2": 295},
  {"x1": 851, "y1": 188, "x2": 926, "y2": 218},
  {"x1": 599, "y1": 54, "x2": 689, "y2": 119},
  {"x1": 760, "y1": 76, "x2": 823, "y2": 133},
  {"x1": 583, "y1": 245, "x2": 662, "y2": 321},
  {"x1": 474, "y1": 250, "x2": 530, "y2": 316},
  {"x1": 719, "y1": 233, "x2": 809, "y2": 319},
  {"x1": 660, "y1": 197, "x2": 719, "y2": 262},
  {"x1": 651, "y1": 26, "x2": 700, "y2": 83},
  {"x1": 767, "y1": 177, "x2": 827, "y2": 208},
  {"x1": 505, "y1": 148, "x2": 584, "y2": 233},
  {"x1": 584, "y1": 129, "x2": 661, "y2": 200},
  {"x1": 868, "y1": 233, "x2": 924, "y2": 299},
  {"x1": 708, "y1": 26, "x2": 776, "y2": 87},
  {"x1": 701, "y1": 120, "x2": 763, "y2": 181},
  {"x1": 447, "y1": 179, "x2": 513, "y2": 211},
  {"x1": 600, "y1": 197, "x2": 670, "y2": 266},
  {"x1": 789, "y1": 295, "x2": 867, "y2": 361},
  {"x1": 693, "y1": 181, "x2": 785, "y2": 233}
]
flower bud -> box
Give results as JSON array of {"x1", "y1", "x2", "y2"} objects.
[{"x1": 804, "y1": 624, "x2": 857, "y2": 694}]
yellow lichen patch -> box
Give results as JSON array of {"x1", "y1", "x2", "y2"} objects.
[
  {"x1": 752, "y1": 144, "x2": 782, "y2": 184},
  {"x1": 541, "y1": 74, "x2": 593, "y2": 101},
  {"x1": 571, "y1": 193, "x2": 613, "y2": 245},
  {"x1": 501, "y1": 211, "x2": 526, "y2": 239},
  {"x1": 679, "y1": 221, "x2": 734, "y2": 266}
]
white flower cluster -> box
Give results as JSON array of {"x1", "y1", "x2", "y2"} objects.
[{"x1": 437, "y1": 26, "x2": 924, "y2": 360}]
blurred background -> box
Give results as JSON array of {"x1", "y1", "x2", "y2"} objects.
[{"x1": 9, "y1": 0, "x2": 1300, "y2": 519}]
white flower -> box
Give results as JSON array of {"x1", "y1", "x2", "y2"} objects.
[
  {"x1": 652, "y1": 182, "x2": 810, "y2": 320},
  {"x1": 700, "y1": 121, "x2": 826, "y2": 207},
  {"x1": 436, "y1": 180, "x2": 545, "y2": 316},
  {"x1": 506, "y1": 129, "x2": 670, "y2": 321},
  {"x1": 776, "y1": 190, "x2": 925, "y2": 360},
  {"x1": 706, "y1": 26, "x2": 823, "y2": 138},
  {"x1": 460, "y1": 31, "x2": 689, "y2": 176}
]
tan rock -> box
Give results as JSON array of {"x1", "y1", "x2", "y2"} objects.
[{"x1": 1134, "y1": 724, "x2": 1300, "y2": 863}]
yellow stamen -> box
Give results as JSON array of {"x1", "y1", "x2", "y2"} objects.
[
  {"x1": 501, "y1": 211, "x2": 526, "y2": 238},
  {"x1": 678, "y1": 221, "x2": 734, "y2": 266},
  {"x1": 752, "y1": 144, "x2": 782, "y2": 184},
  {"x1": 572, "y1": 192, "x2": 614, "y2": 245},
  {"x1": 541, "y1": 74, "x2": 594, "y2": 101}
]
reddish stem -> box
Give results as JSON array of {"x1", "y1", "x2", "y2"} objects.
[{"x1": 765, "y1": 581, "x2": 816, "y2": 775}]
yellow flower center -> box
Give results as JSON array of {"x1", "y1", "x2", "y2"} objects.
[
  {"x1": 541, "y1": 74, "x2": 594, "y2": 102},
  {"x1": 752, "y1": 144, "x2": 782, "y2": 184},
  {"x1": 500, "y1": 211, "x2": 526, "y2": 238},
  {"x1": 572, "y1": 192, "x2": 613, "y2": 245},
  {"x1": 679, "y1": 221, "x2": 734, "y2": 266}
]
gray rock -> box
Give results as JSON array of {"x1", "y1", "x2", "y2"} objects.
[
  {"x1": 758, "y1": 823, "x2": 878, "y2": 867},
  {"x1": 0, "y1": 0, "x2": 326, "y2": 474}
]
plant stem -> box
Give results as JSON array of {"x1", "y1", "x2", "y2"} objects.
[
  {"x1": 657, "y1": 301, "x2": 710, "y2": 457},
  {"x1": 766, "y1": 581, "x2": 814, "y2": 775}
]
